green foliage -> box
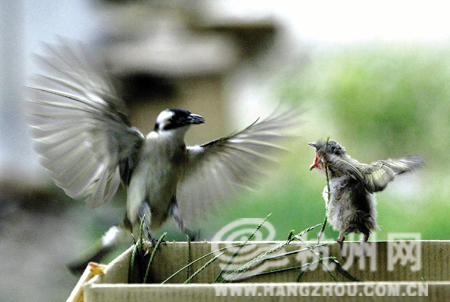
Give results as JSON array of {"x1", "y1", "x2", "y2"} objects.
[
  {"x1": 329, "y1": 46, "x2": 448, "y2": 155},
  {"x1": 281, "y1": 43, "x2": 450, "y2": 163}
]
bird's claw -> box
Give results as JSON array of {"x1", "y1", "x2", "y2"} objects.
[
  {"x1": 149, "y1": 236, "x2": 166, "y2": 246},
  {"x1": 185, "y1": 228, "x2": 201, "y2": 241}
]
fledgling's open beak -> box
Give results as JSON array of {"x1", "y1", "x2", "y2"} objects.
[
  {"x1": 308, "y1": 142, "x2": 322, "y2": 171},
  {"x1": 309, "y1": 154, "x2": 323, "y2": 171}
]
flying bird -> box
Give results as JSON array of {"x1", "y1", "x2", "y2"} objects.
[
  {"x1": 26, "y1": 41, "x2": 300, "y2": 256},
  {"x1": 309, "y1": 139, "x2": 424, "y2": 251}
]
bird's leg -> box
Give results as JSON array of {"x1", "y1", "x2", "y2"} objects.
[
  {"x1": 337, "y1": 233, "x2": 346, "y2": 258},
  {"x1": 135, "y1": 221, "x2": 155, "y2": 244},
  {"x1": 185, "y1": 229, "x2": 201, "y2": 241},
  {"x1": 141, "y1": 225, "x2": 162, "y2": 246},
  {"x1": 360, "y1": 232, "x2": 370, "y2": 257},
  {"x1": 133, "y1": 202, "x2": 157, "y2": 244},
  {"x1": 363, "y1": 233, "x2": 369, "y2": 243},
  {"x1": 170, "y1": 196, "x2": 185, "y2": 231},
  {"x1": 169, "y1": 196, "x2": 199, "y2": 241}
]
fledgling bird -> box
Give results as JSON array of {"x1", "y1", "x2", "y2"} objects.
[
  {"x1": 309, "y1": 140, "x2": 424, "y2": 250},
  {"x1": 26, "y1": 40, "x2": 300, "y2": 256}
]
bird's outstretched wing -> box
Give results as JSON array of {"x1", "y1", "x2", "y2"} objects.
[
  {"x1": 27, "y1": 40, "x2": 144, "y2": 207},
  {"x1": 362, "y1": 156, "x2": 425, "y2": 192},
  {"x1": 326, "y1": 154, "x2": 425, "y2": 193},
  {"x1": 176, "y1": 109, "x2": 301, "y2": 224}
]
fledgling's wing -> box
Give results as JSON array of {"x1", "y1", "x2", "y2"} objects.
[
  {"x1": 176, "y1": 109, "x2": 301, "y2": 224},
  {"x1": 362, "y1": 156, "x2": 425, "y2": 192},
  {"x1": 326, "y1": 154, "x2": 425, "y2": 193},
  {"x1": 27, "y1": 40, "x2": 144, "y2": 208}
]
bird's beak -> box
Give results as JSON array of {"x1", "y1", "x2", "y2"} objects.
[
  {"x1": 308, "y1": 142, "x2": 317, "y2": 149},
  {"x1": 188, "y1": 113, "x2": 205, "y2": 125},
  {"x1": 308, "y1": 142, "x2": 320, "y2": 170}
]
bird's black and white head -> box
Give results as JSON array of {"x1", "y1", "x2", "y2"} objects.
[{"x1": 154, "y1": 108, "x2": 205, "y2": 137}]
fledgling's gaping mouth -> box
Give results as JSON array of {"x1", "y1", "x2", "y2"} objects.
[
  {"x1": 308, "y1": 142, "x2": 324, "y2": 171},
  {"x1": 309, "y1": 153, "x2": 324, "y2": 171}
]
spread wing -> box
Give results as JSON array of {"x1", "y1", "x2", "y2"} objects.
[
  {"x1": 362, "y1": 156, "x2": 425, "y2": 192},
  {"x1": 26, "y1": 40, "x2": 144, "y2": 207},
  {"x1": 176, "y1": 109, "x2": 301, "y2": 224},
  {"x1": 326, "y1": 154, "x2": 425, "y2": 193}
]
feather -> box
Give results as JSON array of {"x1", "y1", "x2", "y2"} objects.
[
  {"x1": 26, "y1": 41, "x2": 144, "y2": 207},
  {"x1": 177, "y1": 109, "x2": 301, "y2": 224}
]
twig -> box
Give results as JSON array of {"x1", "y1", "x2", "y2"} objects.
[
  {"x1": 184, "y1": 252, "x2": 225, "y2": 284},
  {"x1": 215, "y1": 214, "x2": 272, "y2": 283},
  {"x1": 186, "y1": 234, "x2": 192, "y2": 281},
  {"x1": 295, "y1": 234, "x2": 338, "y2": 281},
  {"x1": 221, "y1": 224, "x2": 322, "y2": 282},
  {"x1": 128, "y1": 215, "x2": 146, "y2": 283},
  {"x1": 318, "y1": 136, "x2": 331, "y2": 244},
  {"x1": 161, "y1": 243, "x2": 251, "y2": 284},
  {"x1": 143, "y1": 232, "x2": 167, "y2": 283}
]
